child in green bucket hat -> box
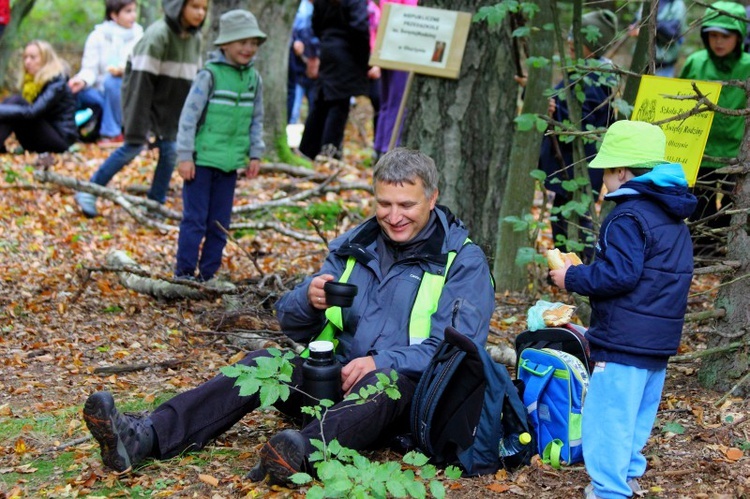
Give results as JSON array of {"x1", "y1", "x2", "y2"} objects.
[
  {"x1": 173, "y1": 9, "x2": 266, "y2": 281},
  {"x1": 550, "y1": 120, "x2": 697, "y2": 499}
]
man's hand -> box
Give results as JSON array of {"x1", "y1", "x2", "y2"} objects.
[
  {"x1": 368, "y1": 66, "x2": 381, "y2": 79},
  {"x1": 308, "y1": 274, "x2": 334, "y2": 309},
  {"x1": 341, "y1": 356, "x2": 376, "y2": 394},
  {"x1": 177, "y1": 160, "x2": 196, "y2": 181},
  {"x1": 245, "y1": 158, "x2": 260, "y2": 179},
  {"x1": 67, "y1": 77, "x2": 85, "y2": 94},
  {"x1": 549, "y1": 257, "x2": 573, "y2": 290}
]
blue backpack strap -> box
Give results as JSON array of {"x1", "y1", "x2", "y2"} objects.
[{"x1": 519, "y1": 356, "x2": 556, "y2": 415}]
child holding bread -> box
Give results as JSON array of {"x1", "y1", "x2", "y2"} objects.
[{"x1": 549, "y1": 120, "x2": 696, "y2": 499}]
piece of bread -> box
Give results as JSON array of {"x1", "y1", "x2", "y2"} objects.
[
  {"x1": 546, "y1": 248, "x2": 583, "y2": 270},
  {"x1": 542, "y1": 303, "x2": 576, "y2": 326}
]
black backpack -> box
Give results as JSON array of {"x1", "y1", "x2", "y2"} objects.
[
  {"x1": 514, "y1": 324, "x2": 591, "y2": 375},
  {"x1": 410, "y1": 326, "x2": 534, "y2": 476}
]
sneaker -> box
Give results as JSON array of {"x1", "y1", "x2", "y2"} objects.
[
  {"x1": 583, "y1": 484, "x2": 602, "y2": 499},
  {"x1": 83, "y1": 391, "x2": 154, "y2": 472},
  {"x1": 258, "y1": 429, "x2": 308, "y2": 485},
  {"x1": 74, "y1": 192, "x2": 98, "y2": 218},
  {"x1": 584, "y1": 480, "x2": 642, "y2": 498},
  {"x1": 98, "y1": 134, "x2": 124, "y2": 148},
  {"x1": 628, "y1": 478, "x2": 643, "y2": 494}
]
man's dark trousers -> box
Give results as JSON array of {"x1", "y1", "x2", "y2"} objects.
[{"x1": 149, "y1": 349, "x2": 418, "y2": 459}]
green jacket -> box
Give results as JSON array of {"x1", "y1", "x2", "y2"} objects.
[
  {"x1": 679, "y1": 1, "x2": 750, "y2": 167},
  {"x1": 194, "y1": 61, "x2": 259, "y2": 171},
  {"x1": 121, "y1": 0, "x2": 203, "y2": 143}
]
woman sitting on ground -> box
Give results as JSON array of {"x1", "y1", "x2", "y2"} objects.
[{"x1": 0, "y1": 40, "x2": 77, "y2": 154}]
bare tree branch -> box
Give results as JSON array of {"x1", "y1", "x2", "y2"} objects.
[
  {"x1": 230, "y1": 221, "x2": 325, "y2": 243},
  {"x1": 216, "y1": 221, "x2": 265, "y2": 278}
]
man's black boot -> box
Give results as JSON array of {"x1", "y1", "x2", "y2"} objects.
[
  {"x1": 258, "y1": 429, "x2": 308, "y2": 485},
  {"x1": 83, "y1": 391, "x2": 155, "y2": 472},
  {"x1": 245, "y1": 461, "x2": 267, "y2": 482}
]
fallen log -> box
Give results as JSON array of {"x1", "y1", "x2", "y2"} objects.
[{"x1": 104, "y1": 250, "x2": 236, "y2": 300}]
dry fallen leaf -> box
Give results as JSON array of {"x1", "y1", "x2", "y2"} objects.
[
  {"x1": 14, "y1": 438, "x2": 27, "y2": 455},
  {"x1": 486, "y1": 483, "x2": 511, "y2": 493},
  {"x1": 199, "y1": 473, "x2": 220, "y2": 487},
  {"x1": 726, "y1": 447, "x2": 743, "y2": 461}
]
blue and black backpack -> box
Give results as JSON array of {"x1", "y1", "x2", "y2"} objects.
[
  {"x1": 410, "y1": 326, "x2": 534, "y2": 476},
  {"x1": 515, "y1": 325, "x2": 591, "y2": 468}
]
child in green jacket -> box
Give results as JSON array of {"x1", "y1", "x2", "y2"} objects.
[
  {"x1": 679, "y1": 0, "x2": 750, "y2": 255},
  {"x1": 75, "y1": 0, "x2": 207, "y2": 218},
  {"x1": 174, "y1": 9, "x2": 266, "y2": 281}
]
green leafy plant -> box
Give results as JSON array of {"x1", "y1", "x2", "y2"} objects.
[
  {"x1": 4, "y1": 165, "x2": 21, "y2": 184},
  {"x1": 661, "y1": 421, "x2": 686, "y2": 435},
  {"x1": 501, "y1": 169, "x2": 551, "y2": 271},
  {"x1": 221, "y1": 350, "x2": 461, "y2": 498},
  {"x1": 292, "y1": 442, "x2": 461, "y2": 499},
  {"x1": 220, "y1": 348, "x2": 295, "y2": 406}
]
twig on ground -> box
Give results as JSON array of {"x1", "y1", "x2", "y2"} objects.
[
  {"x1": 684, "y1": 309, "x2": 726, "y2": 322},
  {"x1": 216, "y1": 222, "x2": 265, "y2": 278},
  {"x1": 715, "y1": 370, "x2": 750, "y2": 407},
  {"x1": 92, "y1": 359, "x2": 186, "y2": 374},
  {"x1": 230, "y1": 220, "x2": 324, "y2": 243},
  {"x1": 46, "y1": 436, "x2": 92, "y2": 453},
  {"x1": 671, "y1": 341, "x2": 749, "y2": 362},
  {"x1": 70, "y1": 268, "x2": 93, "y2": 305}
]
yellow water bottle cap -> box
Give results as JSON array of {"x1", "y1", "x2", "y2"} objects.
[{"x1": 519, "y1": 432, "x2": 531, "y2": 445}]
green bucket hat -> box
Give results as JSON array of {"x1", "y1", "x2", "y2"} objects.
[
  {"x1": 214, "y1": 9, "x2": 267, "y2": 45},
  {"x1": 588, "y1": 120, "x2": 668, "y2": 169}
]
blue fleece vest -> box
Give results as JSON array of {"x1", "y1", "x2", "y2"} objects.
[{"x1": 586, "y1": 197, "x2": 693, "y2": 369}]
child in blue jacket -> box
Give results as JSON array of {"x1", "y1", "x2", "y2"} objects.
[
  {"x1": 550, "y1": 121, "x2": 697, "y2": 499},
  {"x1": 174, "y1": 9, "x2": 266, "y2": 281}
]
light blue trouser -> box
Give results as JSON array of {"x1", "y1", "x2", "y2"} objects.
[
  {"x1": 582, "y1": 362, "x2": 666, "y2": 499},
  {"x1": 100, "y1": 75, "x2": 123, "y2": 137}
]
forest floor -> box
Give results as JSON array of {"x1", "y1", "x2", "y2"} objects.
[{"x1": 1, "y1": 105, "x2": 749, "y2": 498}]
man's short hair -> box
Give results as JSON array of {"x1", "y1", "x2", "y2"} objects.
[
  {"x1": 106, "y1": 0, "x2": 136, "y2": 20},
  {"x1": 373, "y1": 148, "x2": 439, "y2": 199}
]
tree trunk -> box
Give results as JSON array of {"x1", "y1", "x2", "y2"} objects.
[
  {"x1": 209, "y1": 0, "x2": 299, "y2": 161},
  {"x1": 493, "y1": 0, "x2": 555, "y2": 291},
  {"x1": 0, "y1": 0, "x2": 37, "y2": 89},
  {"x1": 698, "y1": 112, "x2": 750, "y2": 397},
  {"x1": 402, "y1": 0, "x2": 517, "y2": 259},
  {"x1": 138, "y1": 0, "x2": 160, "y2": 28},
  {"x1": 622, "y1": 0, "x2": 657, "y2": 106}
]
